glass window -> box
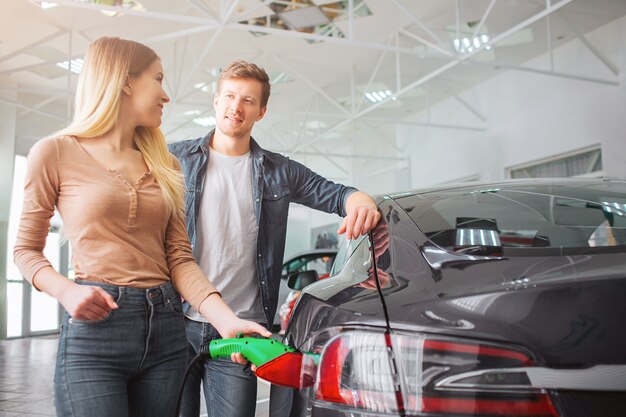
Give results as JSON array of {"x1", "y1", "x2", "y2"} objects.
[
  {"x1": 6, "y1": 155, "x2": 62, "y2": 337},
  {"x1": 30, "y1": 232, "x2": 60, "y2": 333},
  {"x1": 509, "y1": 148, "x2": 602, "y2": 178},
  {"x1": 6, "y1": 155, "x2": 26, "y2": 337},
  {"x1": 398, "y1": 181, "x2": 626, "y2": 256},
  {"x1": 283, "y1": 253, "x2": 337, "y2": 277},
  {"x1": 331, "y1": 235, "x2": 367, "y2": 276}
]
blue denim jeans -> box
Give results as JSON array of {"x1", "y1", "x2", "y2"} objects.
[
  {"x1": 180, "y1": 319, "x2": 259, "y2": 417},
  {"x1": 54, "y1": 280, "x2": 188, "y2": 417}
]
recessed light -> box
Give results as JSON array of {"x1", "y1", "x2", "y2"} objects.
[{"x1": 279, "y1": 6, "x2": 330, "y2": 30}]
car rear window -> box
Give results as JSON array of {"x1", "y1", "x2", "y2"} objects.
[{"x1": 397, "y1": 181, "x2": 626, "y2": 256}]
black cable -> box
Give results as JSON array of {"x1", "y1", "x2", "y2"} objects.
[{"x1": 174, "y1": 345, "x2": 211, "y2": 417}]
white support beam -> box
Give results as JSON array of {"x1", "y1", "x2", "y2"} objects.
[
  {"x1": 223, "y1": 0, "x2": 243, "y2": 24},
  {"x1": 471, "y1": 61, "x2": 619, "y2": 85},
  {"x1": 33, "y1": 0, "x2": 446, "y2": 59},
  {"x1": 0, "y1": 28, "x2": 66, "y2": 65},
  {"x1": 173, "y1": 29, "x2": 222, "y2": 102},
  {"x1": 310, "y1": 145, "x2": 351, "y2": 175},
  {"x1": 471, "y1": 0, "x2": 497, "y2": 39},
  {"x1": 389, "y1": 0, "x2": 445, "y2": 46},
  {"x1": 174, "y1": 1, "x2": 242, "y2": 101},
  {"x1": 0, "y1": 53, "x2": 84, "y2": 75},
  {"x1": 185, "y1": 0, "x2": 218, "y2": 19},
  {"x1": 360, "y1": 162, "x2": 409, "y2": 180},
  {"x1": 357, "y1": 119, "x2": 404, "y2": 154},
  {"x1": 0, "y1": 86, "x2": 70, "y2": 97},
  {"x1": 435, "y1": 78, "x2": 487, "y2": 123},
  {"x1": 455, "y1": 0, "x2": 461, "y2": 53},
  {"x1": 348, "y1": 0, "x2": 354, "y2": 40},
  {"x1": 355, "y1": 38, "x2": 391, "y2": 113},
  {"x1": 350, "y1": 65, "x2": 355, "y2": 114},
  {"x1": 231, "y1": 0, "x2": 273, "y2": 22},
  {"x1": 66, "y1": 30, "x2": 73, "y2": 120},
  {"x1": 294, "y1": 94, "x2": 318, "y2": 147},
  {"x1": 399, "y1": 28, "x2": 455, "y2": 58},
  {"x1": 173, "y1": 37, "x2": 190, "y2": 99},
  {"x1": 261, "y1": 123, "x2": 350, "y2": 175},
  {"x1": 290, "y1": 0, "x2": 574, "y2": 153},
  {"x1": 288, "y1": 111, "x2": 487, "y2": 131},
  {"x1": 559, "y1": 16, "x2": 620, "y2": 76},
  {"x1": 0, "y1": 97, "x2": 67, "y2": 122},
  {"x1": 226, "y1": 22, "x2": 430, "y2": 57},
  {"x1": 280, "y1": 151, "x2": 406, "y2": 162},
  {"x1": 49, "y1": 0, "x2": 220, "y2": 26},
  {"x1": 453, "y1": 95, "x2": 486, "y2": 123},
  {"x1": 163, "y1": 106, "x2": 214, "y2": 137},
  {"x1": 142, "y1": 25, "x2": 215, "y2": 44},
  {"x1": 546, "y1": 4, "x2": 554, "y2": 71},
  {"x1": 366, "y1": 117, "x2": 486, "y2": 132},
  {"x1": 273, "y1": 55, "x2": 350, "y2": 116},
  {"x1": 17, "y1": 96, "x2": 64, "y2": 118},
  {"x1": 254, "y1": 125, "x2": 287, "y2": 149},
  {"x1": 395, "y1": 33, "x2": 401, "y2": 92}
]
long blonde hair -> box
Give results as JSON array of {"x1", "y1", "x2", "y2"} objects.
[{"x1": 57, "y1": 37, "x2": 184, "y2": 217}]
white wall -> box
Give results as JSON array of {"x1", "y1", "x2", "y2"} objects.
[
  {"x1": 400, "y1": 14, "x2": 626, "y2": 189},
  {"x1": 284, "y1": 204, "x2": 344, "y2": 259}
]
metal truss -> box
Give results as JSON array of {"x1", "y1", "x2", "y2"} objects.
[{"x1": 1, "y1": 0, "x2": 623, "y2": 182}]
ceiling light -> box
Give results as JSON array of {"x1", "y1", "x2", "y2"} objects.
[
  {"x1": 279, "y1": 6, "x2": 330, "y2": 29},
  {"x1": 453, "y1": 34, "x2": 491, "y2": 54},
  {"x1": 365, "y1": 89, "x2": 394, "y2": 103},
  {"x1": 183, "y1": 110, "x2": 202, "y2": 116},
  {"x1": 270, "y1": 71, "x2": 294, "y2": 85},
  {"x1": 72, "y1": 0, "x2": 146, "y2": 17},
  {"x1": 56, "y1": 58, "x2": 83, "y2": 74},
  {"x1": 193, "y1": 116, "x2": 216, "y2": 127},
  {"x1": 194, "y1": 82, "x2": 213, "y2": 93},
  {"x1": 28, "y1": 1, "x2": 58, "y2": 9}
]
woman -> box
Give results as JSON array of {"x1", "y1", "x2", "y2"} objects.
[{"x1": 13, "y1": 37, "x2": 269, "y2": 417}]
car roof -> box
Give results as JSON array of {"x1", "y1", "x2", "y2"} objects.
[{"x1": 375, "y1": 177, "x2": 626, "y2": 204}]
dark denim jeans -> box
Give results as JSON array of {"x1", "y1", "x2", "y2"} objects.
[
  {"x1": 180, "y1": 319, "x2": 259, "y2": 417},
  {"x1": 54, "y1": 280, "x2": 187, "y2": 417}
]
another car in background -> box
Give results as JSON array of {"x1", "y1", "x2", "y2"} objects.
[
  {"x1": 273, "y1": 249, "x2": 337, "y2": 331},
  {"x1": 273, "y1": 179, "x2": 626, "y2": 417}
]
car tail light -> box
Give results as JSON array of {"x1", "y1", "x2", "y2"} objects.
[
  {"x1": 255, "y1": 352, "x2": 304, "y2": 388},
  {"x1": 307, "y1": 330, "x2": 559, "y2": 416}
]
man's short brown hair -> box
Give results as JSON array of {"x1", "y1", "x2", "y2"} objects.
[{"x1": 217, "y1": 60, "x2": 271, "y2": 107}]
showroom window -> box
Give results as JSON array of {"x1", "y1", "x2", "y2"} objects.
[
  {"x1": 6, "y1": 155, "x2": 67, "y2": 338},
  {"x1": 508, "y1": 147, "x2": 603, "y2": 179}
]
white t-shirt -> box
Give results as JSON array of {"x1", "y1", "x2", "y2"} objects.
[{"x1": 185, "y1": 147, "x2": 265, "y2": 323}]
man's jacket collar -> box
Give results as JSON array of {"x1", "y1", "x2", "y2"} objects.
[{"x1": 192, "y1": 129, "x2": 265, "y2": 160}]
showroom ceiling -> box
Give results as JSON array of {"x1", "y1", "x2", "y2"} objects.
[{"x1": 0, "y1": 0, "x2": 624, "y2": 179}]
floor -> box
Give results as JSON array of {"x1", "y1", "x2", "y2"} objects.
[{"x1": 0, "y1": 336, "x2": 271, "y2": 417}]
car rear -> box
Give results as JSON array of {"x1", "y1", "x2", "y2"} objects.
[{"x1": 279, "y1": 180, "x2": 626, "y2": 416}]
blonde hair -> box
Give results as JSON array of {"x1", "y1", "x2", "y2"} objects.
[
  {"x1": 57, "y1": 37, "x2": 184, "y2": 217},
  {"x1": 218, "y1": 60, "x2": 271, "y2": 107}
]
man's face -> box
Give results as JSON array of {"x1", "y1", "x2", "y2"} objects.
[{"x1": 213, "y1": 77, "x2": 267, "y2": 139}]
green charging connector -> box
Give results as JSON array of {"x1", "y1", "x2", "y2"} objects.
[{"x1": 206, "y1": 334, "x2": 297, "y2": 367}]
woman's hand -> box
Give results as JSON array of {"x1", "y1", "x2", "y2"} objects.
[
  {"x1": 58, "y1": 282, "x2": 119, "y2": 321},
  {"x1": 31, "y1": 267, "x2": 119, "y2": 321},
  {"x1": 197, "y1": 293, "x2": 272, "y2": 368},
  {"x1": 214, "y1": 317, "x2": 272, "y2": 368}
]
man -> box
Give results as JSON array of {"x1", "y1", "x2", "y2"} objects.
[{"x1": 169, "y1": 60, "x2": 380, "y2": 417}]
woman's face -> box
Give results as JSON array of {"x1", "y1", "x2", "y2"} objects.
[{"x1": 126, "y1": 59, "x2": 169, "y2": 128}]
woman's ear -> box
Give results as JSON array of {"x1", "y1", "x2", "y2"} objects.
[{"x1": 122, "y1": 77, "x2": 133, "y2": 96}]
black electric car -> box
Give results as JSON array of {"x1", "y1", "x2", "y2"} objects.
[{"x1": 278, "y1": 179, "x2": 626, "y2": 417}]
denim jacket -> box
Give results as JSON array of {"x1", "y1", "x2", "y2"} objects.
[{"x1": 168, "y1": 130, "x2": 357, "y2": 326}]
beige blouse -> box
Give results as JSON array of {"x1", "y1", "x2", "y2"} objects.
[{"x1": 13, "y1": 135, "x2": 217, "y2": 311}]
